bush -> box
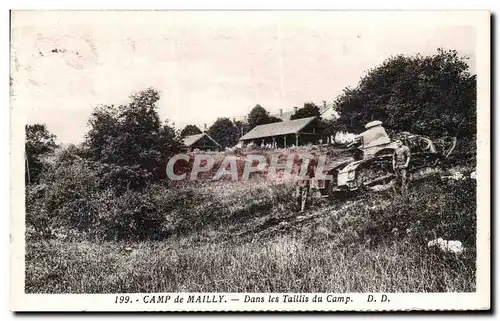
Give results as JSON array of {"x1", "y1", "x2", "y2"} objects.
[
  {"x1": 314, "y1": 174, "x2": 477, "y2": 251},
  {"x1": 91, "y1": 189, "x2": 167, "y2": 241},
  {"x1": 26, "y1": 157, "x2": 168, "y2": 241},
  {"x1": 149, "y1": 184, "x2": 223, "y2": 236},
  {"x1": 96, "y1": 163, "x2": 153, "y2": 193},
  {"x1": 364, "y1": 176, "x2": 476, "y2": 247},
  {"x1": 25, "y1": 184, "x2": 52, "y2": 240},
  {"x1": 27, "y1": 159, "x2": 100, "y2": 236}
]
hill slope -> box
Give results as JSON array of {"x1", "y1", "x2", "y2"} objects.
[{"x1": 26, "y1": 167, "x2": 476, "y2": 293}]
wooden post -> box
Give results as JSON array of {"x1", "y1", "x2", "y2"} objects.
[
  {"x1": 284, "y1": 136, "x2": 287, "y2": 148},
  {"x1": 295, "y1": 134, "x2": 299, "y2": 146},
  {"x1": 25, "y1": 155, "x2": 30, "y2": 185}
]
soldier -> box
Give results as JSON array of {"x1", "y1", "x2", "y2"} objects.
[
  {"x1": 392, "y1": 139, "x2": 411, "y2": 195},
  {"x1": 296, "y1": 147, "x2": 319, "y2": 213}
]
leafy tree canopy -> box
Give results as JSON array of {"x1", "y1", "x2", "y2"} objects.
[
  {"x1": 335, "y1": 48, "x2": 476, "y2": 137},
  {"x1": 208, "y1": 117, "x2": 240, "y2": 148},
  {"x1": 247, "y1": 104, "x2": 282, "y2": 130},
  {"x1": 25, "y1": 123, "x2": 58, "y2": 184},
  {"x1": 84, "y1": 88, "x2": 183, "y2": 189},
  {"x1": 290, "y1": 102, "x2": 321, "y2": 120},
  {"x1": 267, "y1": 115, "x2": 283, "y2": 124},
  {"x1": 180, "y1": 124, "x2": 202, "y2": 137}
]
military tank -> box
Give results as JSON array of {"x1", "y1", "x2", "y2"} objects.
[{"x1": 318, "y1": 121, "x2": 456, "y2": 197}]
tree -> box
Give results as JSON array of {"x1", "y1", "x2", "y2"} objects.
[
  {"x1": 318, "y1": 118, "x2": 337, "y2": 138},
  {"x1": 180, "y1": 124, "x2": 202, "y2": 137},
  {"x1": 247, "y1": 104, "x2": 282, "y2": 130},
  {"x1": 157, "y1": 122, "x2": 184, "y2": 179},
  {"x1": 233, "y1": 120, "x2": 247, "y2": 138},
  {"x1": 84, "y1": 88, "x2": 183, "y2": 190},
  {"x1": 25, "y1": 124, "x2": 58, "y2": 184},
  {"x1": 55, "y1": 143, "x2": 87, "y2": 165},
  {"x1": 290, "y1": 102, "x2": 321, "y2": 120},
  {"x1": 85, "y1": 88, "x2": 163, "y2": 168},
  {"x1": 208, "y1": 117, "x2": 240, "y2": 148},
  {"x1": 335, "y1": 49, "x2": 476, "y2": 137},
  {"x1": 267, "y1": 115, "x2": 283, "y2": 124}
]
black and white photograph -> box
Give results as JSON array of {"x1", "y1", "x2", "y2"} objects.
[{"x1": 10, "y1": 10, "x2": 490, "y2": 311}]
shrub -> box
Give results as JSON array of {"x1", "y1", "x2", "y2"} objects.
[
  {"x1": 319, "y1": 174, "x2": 477, "y2": 250},
  {"x1": 91, "y1": 188, "x2": 167, "y2": 241},
  {"x1": 28, "y1": 159, "x2": 100, "y2": 235},
  {"x1": 365, "y1": 176, "x2": 476, "y2": 247},
  {"x1": 25, "y1": 184, "x2": 52, "y2": 240},
  {"x1": 95, "y1": 163, "x2": 153, "y2": 193},
  {"x1": 149, "y1": 184, "x2": 221, "y2": 236},
  {"x1": 27, "y1": 158, "x2": 168, "y2": 241}
]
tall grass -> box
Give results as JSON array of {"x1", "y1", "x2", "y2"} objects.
[
  {"x1": 25, "y1": 170, "x2": 476, "y2": 293},
  {"x1": 26, "y1": 236, "x2": 475, "y2": 293}
]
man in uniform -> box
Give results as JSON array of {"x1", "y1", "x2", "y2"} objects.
[
  {"x1": 296, "y1": 147, "x2": 319, "y2": 213},
  {"x1": 392, "y1": 139, "x2": 411, "y2": 195}
]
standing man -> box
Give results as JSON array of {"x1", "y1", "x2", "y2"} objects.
[
  {"x1": 296, "y1": 147, "x2": 319, "y2": 213},
  {"x1": 392, "y1": 139, "x2": 411, "y2": 195}
]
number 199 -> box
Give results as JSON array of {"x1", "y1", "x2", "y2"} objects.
[{"x1": 115, "y1": 295, "x2": 131, "y2": 304}]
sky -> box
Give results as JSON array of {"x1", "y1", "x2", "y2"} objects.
[{"x1": 11, "y1": 11, "x2": 477, "y2": 144}]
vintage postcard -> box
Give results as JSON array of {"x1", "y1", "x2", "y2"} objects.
[{"x1": 10, "y1": 10, "x2": 490, "y2": 311}]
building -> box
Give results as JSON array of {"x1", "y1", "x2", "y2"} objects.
[
  {"x1": 239, "y1": 116, "x2": 328, "y2": 148},
  {"x1": 270, "y1": 101, "x2": 338, "y2": 122},
  {"x1": 183, "y1": 133, "x2": 221, "y2": 152},
  {"x1": 229, "y1": 101, "x2": 337, "y2": 125}
]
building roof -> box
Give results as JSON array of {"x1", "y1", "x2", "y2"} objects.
[
  {"x1": 239, "y1": 117, "x2": 316, "y2": 141},
  {"x1": 183, "y1": 133, "x2": 221, "y2": 147}
]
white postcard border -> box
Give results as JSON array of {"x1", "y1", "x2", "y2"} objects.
[{"x1": 10, "y1": 10, "x2": 491, "y2": 312}]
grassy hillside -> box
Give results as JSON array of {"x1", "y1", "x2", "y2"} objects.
[{"x1": 26, "y1": 167, "x2": 476, "y2": 293}]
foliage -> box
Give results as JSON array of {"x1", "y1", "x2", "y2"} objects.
[
  {"x1": 267, "y1": 115, "x2": 283, "y2": 123},
  {"x1": 314, "y1": 118, "x2": 336, "y2": 139},
  {"x1": 290, "y1": 102, "x2": 321, "y2": 120},
  {"x1": 344, "y1": 175, "x2": 476, "y2": 249},
  {"x1": 180, "y1": 124, "x2": 202, "y2": 137},
  {"x1": 25, "y1": 88, "x2": 189, "y2": 242},
  {"x1": 26, "y1": 154, "x2": 168, "y2": 241},
  {"x1": 26, "y1": 157, "x2": 100, "y2": 237},
  {"x1": 247, "y1": 104, "x2": 282, "y2": 131},
  {"x1": 25, "y1": 124, "x2": 58, "y2": 184},
  {"x1": 233, "y1": 120, "x2": 247, "y2": 138},
  {"x1": 157, "y1": 123, "x2": 186, "y2": 179},
  {"x1": 92, "y1": 188, "x2": 168, "y2": 241},
  {"x1": 54, "y1": 143, "x2": 87, "y2": 164},
  {"x1": 84, "y1": 88, "x2": 184, "y2": 188},
  {"x1": 335, "y1": 49, "x2": 476, "y2": 137},
  {"x1": 207, "y1": 117, "x2": 240, "y2": 148}
]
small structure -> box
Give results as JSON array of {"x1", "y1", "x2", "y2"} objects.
[
  {"x1": 239, "y1": 117, "x2": 327, "y2": 148},
  {"x1": 183, "y1": 133, "x2": 221, "y2": 152}
]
